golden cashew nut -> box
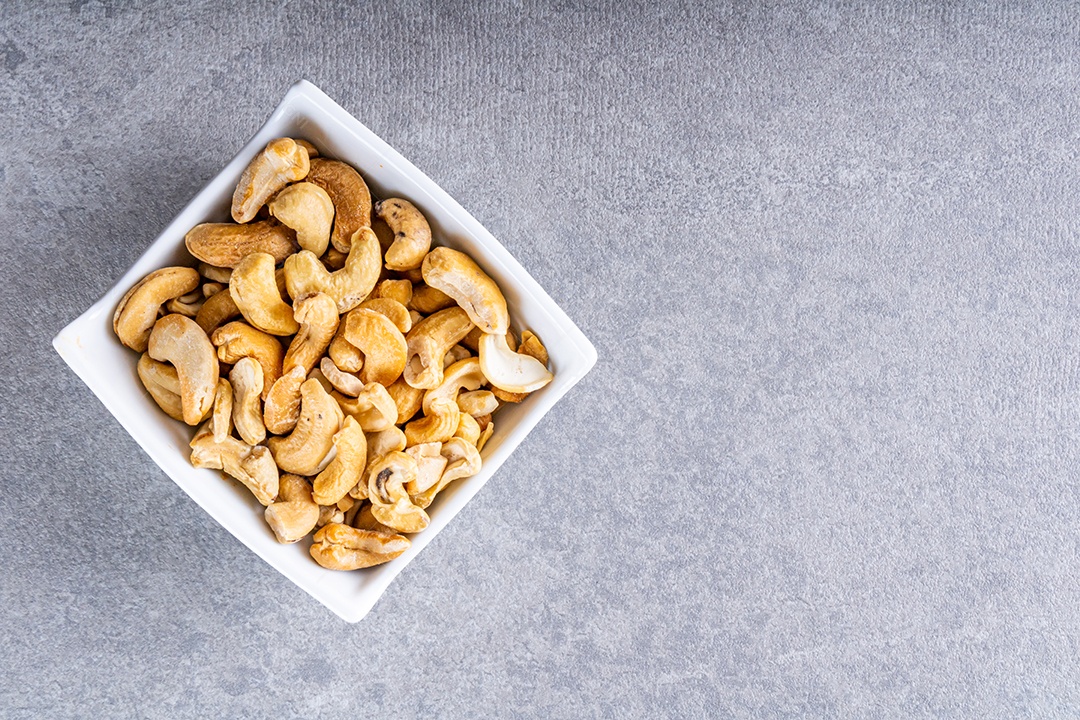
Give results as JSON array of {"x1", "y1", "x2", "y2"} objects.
[
  {"x1": 454, "y1": 412, "x2": 480, "y2": 447},
  {"x1": 359, "y1": 297, "x2": 412, "y2": 334},
  {"x1": 333, "y1": 382, "x2": 397, "y2": 432},
  {"x1": 195, "y1": 287, "x2": 242, "y2": 335},
  {"x1": 211, "y1": 321, "x2": 284, "y2": 399},
  {"x1": 229, "y1": 252, "x2": 298, "y2": 336},
  {"x1": 328, "y1": 324, "x2": 364, "y2": 373},
  {"x1": 312, "y1": 416, "x2": 367, "y2": 506},
  {"x1": 265, "y1": 379, "x2": 343, "y2": 477},
  {"x1": 198, "y1": 263, "x2": 232, "y2": 284},
  {"x1": 190, "y1": 423, "x2": 279, "y2": 506},
  {"x1": 147, "y1": 314, "x2": 220, "y2": 425},
  {"x1": 165, "y1": 290, "x2": 204, "y2": 318},
  {"x1": 411, "y1": 437, "x2": 482, "y2": 510},
  {"x1": 264, "y1": 474, "x2": 321, "y2": 544},
  {"x1": 268, "y1": 181, "x2": 334, "y2": 256},
  {"x1": 114, "y1": 267, "x2": 200, "y2": 352},
  {"x1": 284, "y1": 226, "x2": 381, "y2": 313},
  {"x1": 408, "y1": 284, "x2": 456, "y2": 314},
  {"x1": 403, "y1": 306, "x2": 474, "y2": 390},
  {"x1": 305, "y1": 158, "x2": 372, "y2": 253},
  {"x1": 476, "y1": 420, "x2": 495, "y2": 453},
  {"x1": 421, "y1": 247, "x2": 509, "y2": 334},
  {"x1": 210, "y1": 379, "x2": 233, "y2": 443},
  {"x1": 136, "y1": 354, "x2": 185, "y2": 422},
  {"x1": 404, "y1": 397, "x2": 460, "y2": 446},
  {"x1": 375, "y1": 198, "x2": 432, "y2": 271},
  {"x1": 442, "y1": 344, "x2": 472, "y2": 370},
  {"x1": 282, "y1": 293, "x2": 339, "y2": 375},
  {"x1": 231, "y1": 137, "x2": 310, "y2": 223},
  {"x1": 374, "y1": 278, "x2": 413, "y2": 307},
  {"x1": 229, "y1": 357, "x2": 266, "y2": 445},
  {"x1": 457, "y1": 390, "x2": 498, "y2": 417},
  {"x1": 404, "y1": 442, "x2": 448, "y2": 495},
  {"x1": 386, "y1": 376, "x2": 424, "y2": 425},
  {"x1": 185, "y1": 220, "x2": 298, "y2": 268},
  {"x1": 343, "y1": 307, "x2": 408, "y2": 386},
  {"x1": 422, "y1": 357, "x2": 485, "y2": 414},
  {"x1": 309, "y1": 523, "x2": 410, "y2": 570},
  {"x1": 319, "y1": 356, "x2": 364, "y2": 396},
  {"x1": 366, "y1": 451, "x2": 429, "y2": 533}
]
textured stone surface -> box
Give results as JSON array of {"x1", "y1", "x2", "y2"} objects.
[{"x1": 4, "y1": 1, "x2": 1080, "y2": 716}]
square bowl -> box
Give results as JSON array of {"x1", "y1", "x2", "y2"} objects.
[{"x1": 52, "y1": 80, "x2": 597, "y2": 623}]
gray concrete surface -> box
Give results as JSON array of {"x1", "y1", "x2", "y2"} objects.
[{"x1": 3, "y1": 1, "x2": 1080, "y2": 716}]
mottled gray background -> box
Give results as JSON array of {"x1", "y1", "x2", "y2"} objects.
[{"x1": 3, "y1": 0, "x2": 1080, "y2": 717}]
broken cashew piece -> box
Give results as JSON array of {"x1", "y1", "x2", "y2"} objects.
[
  {"x1": 284, "y1": 227, "x2": 381, "y2": 313},
  {"x1": 375, "y1": 198, "x2": 432, "y2": 271},
  {"x1": 404, "y1": 397, "x2": 460, "y2": 446},
  {"x1": 443, "y1": 344, "x2": 472, "y2": 370},
  {"x1": 232, "y1": 137, "x2": 310, "y2": 223},
  {"x1": 211, "y1": 321, "x2": 284, "y2": 399},
  {"x1": 190, "y1": 423, "x2": 279, "y2": 506},
  {"x1": 186, "y1": 220, "x2": 298, "y2": 268},
  {"x1": 454, "y1": 412, "x2": 480, "y2": 446},
  {"x1": 309, "y1": 523, "x2": 410, "y2": 570},
  {"x1": 333, "y1": 382, "x2": 397, "y2": 432},
  {"x1": 305, "y1": 157, "x2": 372, "y2": 253},
  {"x1": 411, "y1": 437, "x2": 482, "y2": 510},
  {"x1": 230, "y1": 252, "x2": 299, "y2": 336},
  {"x1": 229, "y1": 357, "x2": 266, "y2": 445},
  {"x1": 343, "y1": 307, "x2": 408, "y2": 386},
  {"x1": 264, "y1": 474, "x2": 321, "y2": 544},
  {"x1": 404, "y1": 307, "x2": 475, "y2": 390},
  {"x1": 312, "y1": 416, "x2": 367, "y2": 506},
  {"x1": 262, "y1": 365, "x2": 307, "y2": 435},
  {"x1": 404, "y1": 442, "x2": 448, "y2": 495},
  {"x1": 147, "y1": 314, "x2": 220, "y2": 425},
  {"x1": 476, "y1": 420, "x2": 495, "y2": 453},
  {"x1": 114, "y1": 267, "x2": 200, "y2": 352},
  {"x1": 479, "y1": 332, "x2": 553, "y2": 394},
  {"x1": 137, "y1": 354, "x2": 185, "y2": 422},
  {"x1": 457, "y1": 389, "x2": 498, "y2": 417},
  {"x1": 422, "y1": 247, "x2": 509, "y2": 334},
  {"x1": 210, "y1": 379, "x2": 233, "y2": 443},
  {"x1": 268, "y1": 181, "x2": 334, "y2": 256},
  {"x1": 267, "y1": 378, "x2": 343, "y2": 476}
]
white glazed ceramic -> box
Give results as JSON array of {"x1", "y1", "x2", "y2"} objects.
[{"x1": 52, "y1": 80, "x2": 597, "y2": 623}]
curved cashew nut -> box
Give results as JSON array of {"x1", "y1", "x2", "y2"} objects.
[
  {"x1": 198, "y1": 263, "x2": 232, "y2": 284},
  {"x1": 479, "y1": 331, "x2": 553, "y2": 394},
  {"x1": 267, "y1": 378, "x2": 344, "y2": 476},
  {"x1": 375, "y1": 198, "x2": 432, "y2": 271},
  {"x1": 488, "y1": 329, "x2": 551, "y2": 402},
  {"x1": 264, "y1": 474, "x2": 320, "y2": 544},
  {"x1": 190, "y1": 423, "x2": 279, "y2": 506},
  {"x1": 411, "y1": 437, "x2": 482, "y2": 509},
  {"x1": 210, "y1": 379, "x2": 233, "y2": 443},
  {"x1": 137, "y1": 353, "x2": 185, "y2": 422},
  {"x1": 366, "y1": 451, "x2": 429, "y2": 533},
  {"x1": 232, "y1": 137, "x2": 310, "y2": 223},
  {"x1": 229, "y1": 357, "x2": 266, "y2": 445},
  {"x1": 333, "y1": 382, "x2": 397, "y2": 432},
  {"x1": 201, "y1": 283, "x2": 224, "y2": 299},
  {"x1": 374, "y1": 278, "x2": 413, "y2": 307},
  {"x1": 421, "y1": 247, "x2": 509, "y2": 334},
  {"x1": 114, "y1": 267, "x2": 200, "y2": 351},
  {"x1": 165, "y1": 290, "x2": 204, "y2": 318},
  {"x1": 186, "y1": 220, "x2": 298, "y2": 268},
  {"x1": 284, "y1": 227, "x2": 381, "y2": 313},
  {"x1": 408, "y1": 284, "x2": 456, "y2": 314},
  {"x1": 305, "y1": 158, "x2": 372, "y2": 253},
  {"x1": 343, "y1": 308, "x2": 408, "y2": 386},
  {"x1": 457, "y1": 389, "x2": 498, "y2": 417},
  {"x1": 403, "y1": 306, "x2": 474, "y2": 390},
  {"x1": 211, "y1": 321, "x2": 284, "y2": 399},
  {"x1": 229, "y1": 252, "x2": 298, "y2": 336},
  {"x1": 312, "y1": 416, "x2": 367, "y2": 506},
  {"x1": 195, "y1": 287, "x2": 242, "y2": 335},
  {"x1": 360, "y1": 297, "x2": 412, "y2": 334},
  {"x1": 309, "y1": 523, "x2": 410, "y2": 570},
  {"x1": 404, "y1": 442, "x2": 449, "y2": 495},
  {"x1": 328, "y1": 324, "x2": 364, "y2": 373},
  {"x1": 461, "y1": 325, "x2": 516, "y2": 354},
  {"x1": 387, "y1": 376, "x2": 424, "y2": 425},
  {"x1": 262, "y1": 365, "x2": 307, "y2": 434},
  {"x1": 320, "y1": 356, "x2": 364, "y2": 396},
  {"x1": 422, "y1": 357, "x2": 484, "y2": 414},
  {"x1": 282, "y1": 293, "x2": 339, "y2": 375},
  {"x1": 147, "y1": 314, "x2": 220, "y2": 425},
  {"x1": 404, "y1": 397, "x2": 460, "y2": 446},
  {"x1": 352, "y1": 426, "x2": 408, "y2": 500},
  {"x1": 454, "y1": 412, "x2": 480, "y2": 446},
  {"x1": 268, "y1": 181, "x2": 334, "y2": 256}
]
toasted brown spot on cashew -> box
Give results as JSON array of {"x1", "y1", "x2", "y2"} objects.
[
  {"x1": 312, "y1": 416, "x2": 367, "y2": 506},
  {"x1": 147, "y1": 314, "x2": 220, "y2": 425},
  {"x1": 309, "y1": 523, "x2": 410, "y2": 570},
  {"x1": 264, "y1": 474, "x2": 320, "y2": 543},
  {"x1": 375, "y1": 198, "x2": 432, "y2": 271},
  {"x1": 137, "y1": 354, "x2": 186, "y2": 422},
  {"x1": 195, "y1": 287, "x2": 242, "y2": 335},
  {"x1": 305, "y1": 157, "x2": 372, "y2": 253},
  {"x1": 185, "y1": 220, "x2": 298, "y2": 268},
  {"x1": 404, "y1": 306, "x2": 474, "y2": 390},
  {"x1": 211, "y1": 321, "x2": 284, "y2": 399},
  {"x1": 229, "y1": 357, "x2": 266, "y2": 445},
  {"x1": 422, "y1": 247, "x2": 509, "y2": 335},
  {"x1": 267, "y1": 378, "x2": 343, "y2": 476},
  {"x1": 190, "y1": 423, "x2": 279, "y2": 505},
  {"x1": 269, "y1": 181, "x2": 334, "y2": 256},
  {"x1": 114, "y1": 267, "x2": 200, "y2": 352},
  {"x1": 343, "y1": 308, "x2": 408, "y2": 386},
  {"x1": 232, "y1": 138, "x2": 310, "y2": 223},
  {"x1": 405, "y1": 397, "x2": 461, "y2": 446},
  {"x1": 284, "y1": 226, "x2": 381, "y2": 313},
  {"x1": 230, "y1": 252, "x2": 298, "y2": 336}
]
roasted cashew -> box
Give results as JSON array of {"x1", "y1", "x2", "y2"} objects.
[
  {"x1": 195, "y1": 287, "x2": 242, "y2": 335},
  {"x1": 190, "y1": 423, "x2": 279, "y2": 506},
  {"x1": 147, "y1": 314, "x2": 220, "y2": 425},
  {"x1": 114, "y1": 267, "x2": 200, "y2": 352},
  {"x1": 454, "y1": 412, "x2": 480, "y2": 446},
  {"x1": 165, "y1": 290, "x2": 204, "y2": 318},
  {"x1": 328, "y1": 324, "x2": 364, "y2": 373},
  {"x1": 211, "y1": 321, "x2": 284, "y2": 399},
  {"x1": 319, "y1": 356, "x2": 363, "y2": 396},
  {"x1": 210, "y1": 379, "x2": 233, "y2": 443},
  {"x1": 282, "y1": 293, "x2": 339, "y2": 375},
  {"x1": 404, "y1": 442, "x2": 448, "y2": 495},
  {"x1": 352, "y1": 504, "x2": 396, "y2": 533},
  {"x1": 386, "y1": 376, "x2": 424, "y2": 425},
  {"x1": 374, "y1": 278, "x2": 413, "y2": 307},
  {"x1": 375, "y1": 198, "x2": 432, "y2": 271},
  {"x1": 137, "y1": 353, "x2": 185, "y2": 422},
  {"x1": 333, "y1": 383, "x2": 396, "y2": 432},
  {"x1": 408, "y1": 284, "x2": 456, "y2": 314},
  {"x1": 421, "y1": 247, "x2": 509, "y2": 334},
  {"x1": 343, "y1": 307, "x2": 408, "y2": 386},
  {"x1": 268, "y1": 181, "x2": 334, "y2": 256},
  {"x1": 198, "y1": 263, "x2": 232, "y2": 284},
  {"x1": 461, "y1": 325, "x2": 516, "y2": 354},
  {"x1": 354, "y1": 427, "x2": 408, "y2": 499},
  {"x1": 201, "y1": 282, "x2": 225, "y2": 299},
  {"x1": 403, "y1": 307, "x2": 474, "y2": 390},
  {"x1": 443, "y1": 344, "x2": 472, "y2": 370},
  {"x1": 359, "y1": 297, "x2": 412, "y2": 334},
  {"x1": 479, "y1": 331, "x2": 553, "y2": 394},
  {"x1": 284, "y1": 226, "x2": 381, "y2": 313},
  {"x1": 309, "y1": 523, "x2": 410, "y2": 570},
  {"x1": 476, "y1": 420, "x2": 495, "y2": 453},
  {"x1": 411, "y1": 437, "x2": 481, "y2": 509},
  {"x1": 366, "y1": 451, "x2": 429, "y2": 533},
  {"x1": 267, "y1": 378, "x2": 343, "y2": 476},
  {"x1": 404, "y1": 397, "x2": 460, "y2": 446},
  {"x1": 312, "y1": 416, "x2": 366, "y2": 506},
  {"x1": 294, "y1": 138, "x2": 319, "y2": 158},
  {"x1": 305, "y1": 158, "x2": 372, "y2": 253},
  {"x1": 229, "y1": 357, "x2": 266, "y2": 445},
  {"x1": 422, "y1": 357, "x2": 484, "y2": 414},
  {"x1": 317, "y1": 504, "x2": 345, "y2": 528},
  {"x1": 262, "y1": 365, "x2": 308, "y2": 435},
  {"x1": 306, "y1": 366, "x2": 334, "y2": 394},
  {"x1": 186, "y1": 220, "x2": 298, "y2": 268},
  {"x1": 229, "y1": 252, "x2": 298, "y2": 336},
  {"x1": 457, "y1": 389, "x2": 498, "y2": 417},
  {"x1": 264, "y1": 474, "x2": 320, "y2": 543},
  {"x1": 232, "y1": 137, "x2": 310, "y2": 223}
]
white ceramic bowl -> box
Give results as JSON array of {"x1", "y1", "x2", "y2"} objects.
[{"x1": 52, "y1": 80, "x2": 596, "y2": 622}]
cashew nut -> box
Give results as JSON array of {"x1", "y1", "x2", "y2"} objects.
[
  {"x1": 404, "y1": 397, "x2": 460, "y2": 446},
  {"x1": 461, "y1": 325, "x2": 516, "y2": 354},
  {"x1": 201, "y1": 282, "x2": 225, "y2": 299},
  {"x1": 443, "y1": 344, "x2": 472, "y2": 370},
  {"x1": 268, "y1": 181, "x2": 334, "y2": 256},
  {"x1": 404, "y1": 442, "x2": 448, "y2": 495},
  {"x1": 476, "y1": 419, "x2": 495, "y2": 453},
  {"x1": 114, "y1": 267, "x2": 200, "y2": 351},
  {"x1": 306, "y1": 365, "x2": 334, "y2": 394},
  {"x1": 421, "y1": 247, "x2": 509, "y2": 334},
  {"x1": 282, "y1": 293, "x2": 339, "y2": 375},
  {"x1": 318, "y1": 504, "x2": 345, "y2": 528},
  {"x1": 195, "y1": 287, "x2": 242, "y2": 335},
  {"x1": 343, "y1": 307, "x2": 408, "y2": 386},
  {"x1": 363, "y1": 427, "x2": 407, "y2": 472},
  {"x1": 312, "y1": 416, "x2": 366, "y2": 506},
  {"x1": 408, "y1": 284, "x2": 456, "y2": 314},
  {"x1": 403, "y1": 307, "x2": 474, "y2": 390},
  {"x1": 165, "y1": 290, "x2": 204, "y2": 318},
  {"x1": 366, "y1": 451, "x2": 429, "y2": 533},
  {"x1": 328, "y1": 324, "x2": 364, "y2": 373},
  {"x1": 411, "y1": 437, "x2": 482, "y2": 510},
  {"x1": 262, "y1": 365, "x2": 307, "y2": 434},
  {"x1": 333, "y1": 382, "x2": 397, "y2": 432},
  {"x1": 229, "y1": 252, "x2": 298, "y2": 336},
  {"x1": 305, "y1": 157, "x2": 372, "y2": 253},
  {"x1": 229, "y1": 357, "x2": 266, "y2": 445},
  {"x1": 136, "y1": 353, "x2": 185, "y2": 422},
  {"x1": 198, "y1": 263, "x2": 232, "y2": 284},
  {"x1": 294, "y1": 138, "x2": 319, "y2": 158},
  {"x1": 360, "y1": 297, "x2": 412, "y2": 334},
  {"x1": 147, "y1": 314, "x2": 219, "y2": 425},
  {"x1": 386, "y1": 376, "x2": 424, "y2": 425},
  {"x1": 190, "y1": 423, "x2": 279, "y2": 506},
  {"x1": 232, "y1": 137, "x2": 310, "y2": 223},
  {"x1": 186, "y1": 220, "x2": 298, "y2": 268},
  {"x1": 319, "y1": 356, "x2": 363, "y2": 396},
  {"x1": 267, "y1": 378, "x2": 343, "y2": 476},
  {"x1": 478, "y1": 331, "x2": 553, "y2": 394},
  {"x1": 422, "y1": 357, "x2": 484, "y2": 415},
  {"x1": 375, "y1": 198, "x2": 432, "y2": 271},
  {"x1": 374, "y1": 278, "x2": 413, "y2": 307},
  {"x1": 457, "y1": 389, "x2": 498, "y2": 417},
  {"x1": 309, "y1": 523, "x2": 410, "y2": 570},
  {"x1": 454, "y1": 412, "x2": 480, "y2": 446},
  {"x1": 210, "y1": 378, "x2": 233, "y2": 443},
  {"x1": 352, "y1": 504, "x2": 396, "y2": 533},
  {"x1": 211, "y1": 321, "x2": 284, "y2": 399},
  {"x1": 322, "y1": 246, "x2": 347, "y2": 271},
  {"x1": 284, "y1": 226, "x2": 381, "y2": 313},
  {"x1": 264, "y1": 474, "x2": 320, "y2": 544},
  {"x1": 488, "y1": 329, "x2": 551, "y2": 401}
]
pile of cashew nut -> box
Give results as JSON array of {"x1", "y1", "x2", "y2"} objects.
[{"x1": 113, "y1": 137, "x2": 554, "y2": 570}]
